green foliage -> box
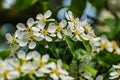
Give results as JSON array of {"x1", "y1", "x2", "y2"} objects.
[
  {"x1": 69, "y1": 0, "x2": 87, "y2": 17},
  {"x1": 94, "y1": 51, "x2": 120, "y2": 73},
  {"x1": 89, "y1": 0, "x2": 104, "y2": 11},
  {"x1": 16, "y1": 0, "x2": 38, "y2": 10},
  {"x1": 85, "y1": 65, "x2": 97, "y2": 78},
  {"x1": 0, "y1": 50, "x2": 10, "y2": 59},
  {"x1": 66, "y1": 38, "x2": 85, "y2": 60}
]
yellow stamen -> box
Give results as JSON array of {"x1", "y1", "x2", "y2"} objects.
[
  {"x1": 28, "y1": 35, "x2": 35, "y2": 41},
  {"x1": 16, "y1": 66, "x2": 21, "y2": 72},
  {"x1": 51, "y1": 69, "x2": 60, "y2": 75},
  {"x1": 41, "y1": 29, "x2": 48, "y2": 35},
  {"x1": 70, "y1": 19, "x2": 76, "y2": 24},
  {"x1": 56, "y1": 25, "x2": 62, "y2": 32},
  {"x1": 73, "y1": 29, "x2": 80, "y2": 35},
  {"x1": 26, "y1": 27, "x2": 32, "y2": 32},
  {"x1": 101, "y1": 42, "x2": 106, "y2": 49},
  {"x1": 41, "y1": 18, "x2": 47, "y2": 22},
  {"x1": 39, "y1": 60, "x2": 45, "y2": 67}
]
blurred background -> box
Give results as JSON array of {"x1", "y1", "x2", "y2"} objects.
[{"x1": 0, "y1": 0, "x2": 120, "y2": 50}]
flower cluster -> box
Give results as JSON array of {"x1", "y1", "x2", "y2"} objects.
[
  {"x1": 94, "y1": 36, "x2": 120, "y2": 54},
  {"x1": 5, "y1": 10, "x2": 120, "y2": 80},
  {"x1": 109, "y1": 64, "x2": 120, "y2": 79},
  {"x1": 0, "y1": 51, "x2": 73, "y2": 80},
  {"x1": 6, "y1": 10, "x2": 100, "y2": 53}
]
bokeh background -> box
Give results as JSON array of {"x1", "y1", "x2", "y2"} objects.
[{"x1": 0, "y1": 0, "x2": 120, "y2": 51}]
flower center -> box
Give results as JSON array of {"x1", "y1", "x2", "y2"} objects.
[
  {"x1": 16, "y1": 66, "x2": 21, "y2": 72},
  {"x1": 70, "y1": 19, "x2": 76, "y2": 24},
  {"x1": 73, "y1": 29, "x2": 80, "y2": 35},
  {"x1": 11, "y1": 38, "x2": 17, "y2": 44},
  {"x1": 39, "y1": 60, "x2": 45, "y2": 67},
  {"x1": 2, "y1": 71, "x2": 9, "y2": 78},
  {"x1": 41, "y1": 29, "x2": 48, "y2": 35},
  {"x1": 56, "y1": 25, "x2": 62, "y2": 32},
  {"x1": 84, "y1": 26, "x2": 90, "y2": 34},
  {"x1": 26, "y1": 27, "x2": 32, "y2": 32},
  {"x1": 28, "y1": 35, "x2": 35, "y2": 41},
  {"x1": 41, "y1": 18, "x2": 47, "y2": 22},
  {"x1": 51, "y1": 69, "x2": 60, "y2": 75},
  {"x1": 101, "y1": 42, "x2": 107, "y2": 49}
]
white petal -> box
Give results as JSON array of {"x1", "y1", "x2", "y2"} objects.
[
  {"x1": 47, "y1": 23, "x2": 56, "y2": 33},
  {"x1": 113, "y1": 64, "x2": 120, "y2": 69},
  {"x1": 36, "y1": 14, "x2": 44, "y2": 20},
  {"x1": 18, "y1": 39, "x2": 28, "y2": 47},
  {"x1": 75, "y1": 35, "x2": 81, "y2": 41},
  {"x1": 57, "y1": 59, "x2": 62, "y2": 67},
  {"x1": 95, "y1": 75, "x2": 103, "y2": 80},
  {"x1": 32, "y1": 27, "x2": 40, "y2": 32},
  {"x1": 44, "y1": 10, "x2": 52, "y2": 18},
  {"x1": 109, "y1": 75, "x2": 119, "y2": 79},
  {"x1": 35, "y1": 70, "x2": 44, "y2": 77},
  {"x1": 110, "y1": 71, "x2": 118, "y2": 76},
  {"x1": 65, "y1": 12, "x2": 70, "y2": 20},
  {"x1": 33, "y1": 32, "x2": 41, "y2": 37},
  {"x1": 27, "y1": 51, "x2": 40, "y2": 61},
  {"x1": 17, "y1": 23, "x2": 26, "y2": 31},
  {"x1": 58, "y1": 68, "x2": 68, "y2": 75},
  {"x1": 38, "y1": 22, "x2": 45, "y2": 30},
  {"x1": 50, "y1": 74, "x2": 59, "y2": 80},
  {"x1": 35, "y1": 36, "x2": 43, "y2": 41},
  {"x1": 6, "y1": 33, "x2": 12, "y2": 41},
  {"x1": 7, "y1": 71, "x2": 20, "y2": 80},
  {"x1": 38, "y1": 67, "x2": 51, "y2": 73},
  {"x1": 57, "y1": 32, "x2": 62, "y2": 39},
  {"x1": 27, "y1": 18, "x2": 34, "y2": 27},
  {"x1": 17, "y1": 50, "x2": 26, "y2": 59},
  {"x1": 46, "y1": 62, "x2": 56, "y2": 69},
  {"x1": 45, "y1": 36, "x2": 52, "y2": 42},
  {"x1": 29, "y1": 41, "x2": 36, "y2": 49},
  {"x1": 60, "y1": 20, "x2": 67, "y2": 28},
  {"x1": 47, "y1": 19, "x2": 55, "y2": 21},
  {"x1": 42, "y1": 54, "x2": 49, "y2": 62},
  {"x1": 14, "y1": 30, "x2": 21, "y2": 38},
  {"x1": 68, "y1": 11, "x2": 73, "y2": 19}
]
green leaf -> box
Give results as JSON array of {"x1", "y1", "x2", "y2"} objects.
[
  {"x1": 16, "y1": 0, "x2": 38, "y2": 10},
  {"x1": 47, "y1": 42, "x2": 59, "y2": 59},
  {"x1": 93, "y1": 51, "x2": 120, "y2": 74},
  {"x1": 69, "y1": 0, "x2": 87, "y2": 17},
  {"x1": 82, "y1": 40, "x2": 92, "y2": 53},
  {"x1": 66, "y1": 38, "x2": 86, "y2": 60},
  {"x1": 85, "y1": 65, "x2": 97, "y2": 78},
  {"x1": 0, "y1": 50, "x2": 10, "y2": 59},
  {"x1": 103, "y1": 18, "x2": 120, "y2": 39},
  {"x1": 89, "y1": 0, "x2": 104, "y2": 10}
]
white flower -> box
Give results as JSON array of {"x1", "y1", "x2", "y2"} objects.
[
  {"x1": 6, "y1": 30, "x2": 20, "y2": 45},
  {"x1": 32, "y1": 22, "x2": 53, "y2": 42},
  {"x1": 21, "y1": 62, "x2": 38, "y2": 75},
  {"x1": 106, "y1": 41, "x2": 118, "y2": 53},
  {"x1": 65, "y1": 11, "x2": 79, "y2": 26},
  {"x1": 17, "y1": 32, "x2": 42, "y2": 49},
  {"x1": 36, "y1": 10, "x2": 54, "y2": 22},
  {"x1": 48, "y1": 59, "x2": 74, "y2": 80},
  {"x1": 69, "y1": 23, "x2": 85, "y2": 41},
  {"x1": 109, "y1": 64, "x2": 120, "y2": 79},
  {"x1": 0, "y1": 59, "x2": 20, "y2": 80},
  {"x1": 48, "y1": 20, "x2": 67, "y2": 39},
  {"x1": 17, "y1": 18, "x2": 35, "y2": 33},
  {"x1": 109, "y1": 71, "x2": 119, "y2": 79},
  {"x1": 34, "y1": 54, "x2": 51, "y2": 77},
  {"x1": 17, "y1": 50, "x2": 39, "y2": 63}
]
